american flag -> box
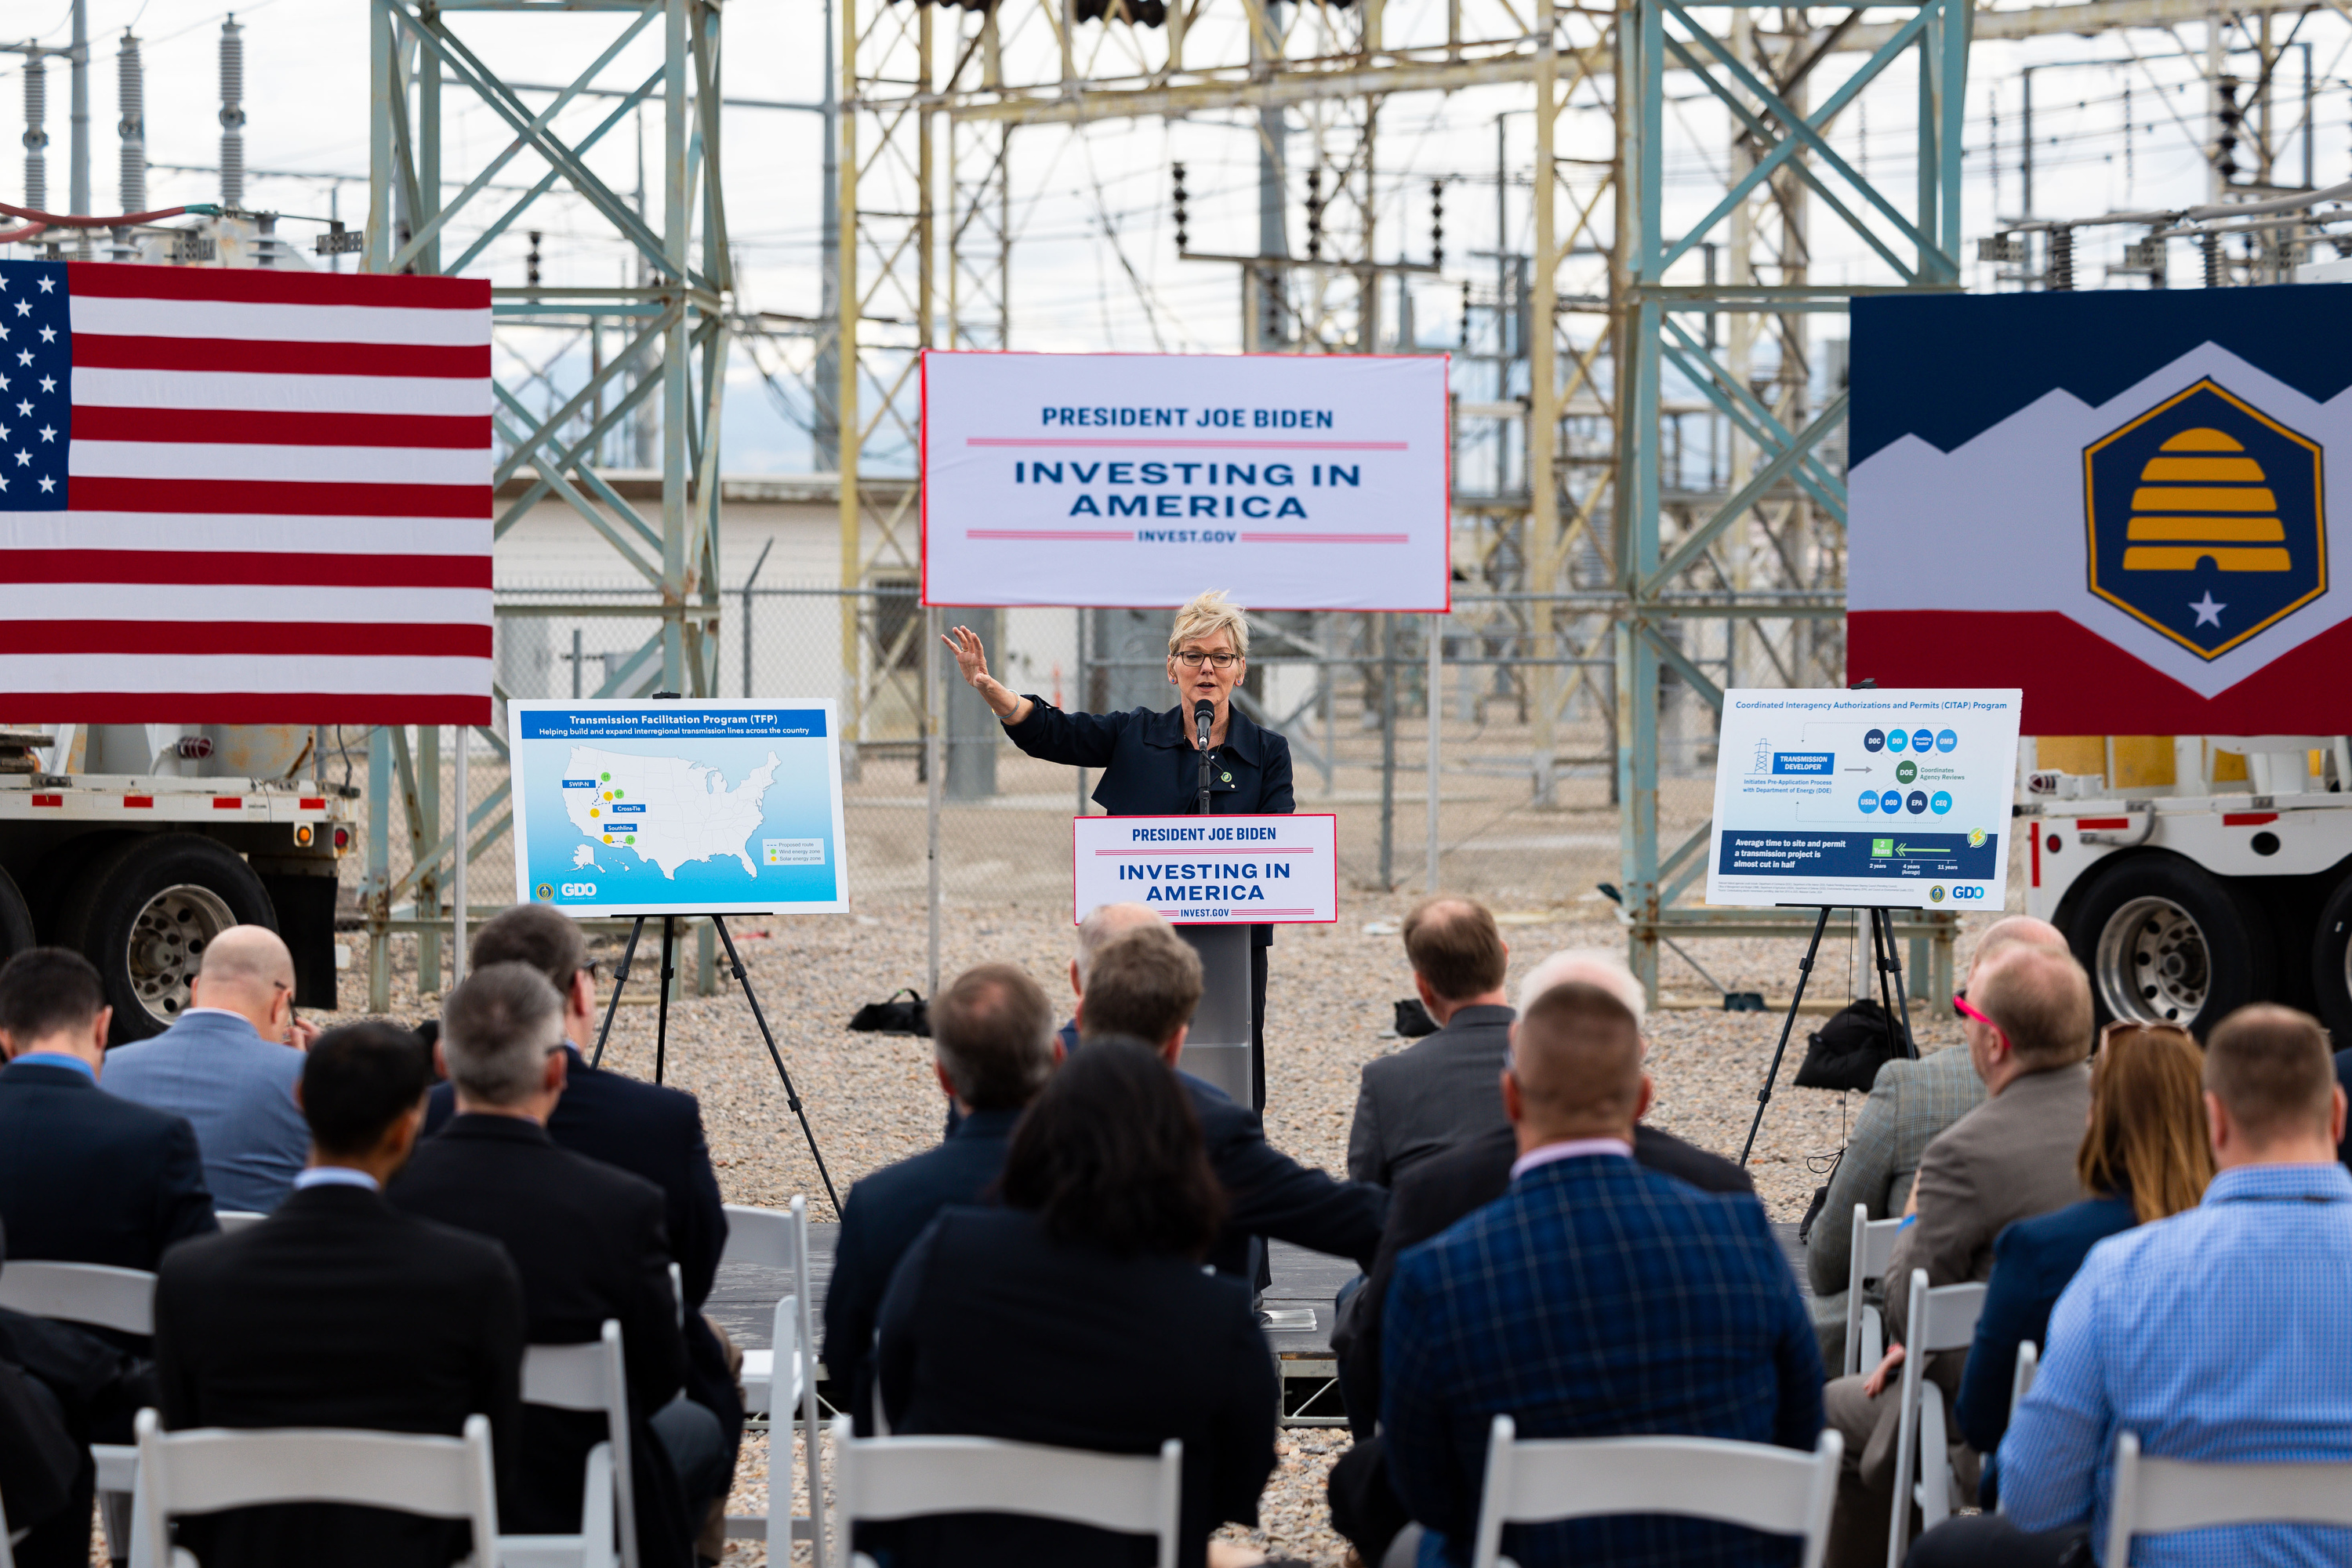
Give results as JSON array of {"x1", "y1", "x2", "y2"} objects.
[{"x1": 0, "y1": 256, "x2": 491, "y2": 724}]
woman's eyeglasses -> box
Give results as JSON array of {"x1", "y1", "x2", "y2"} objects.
[{"x1": 1174, "y1": 651, "x2": 1240, "y2": 670}]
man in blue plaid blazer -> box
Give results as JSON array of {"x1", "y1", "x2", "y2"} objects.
[{"x1": 1382, "y1": 981, "x2": 1826, "y2": 1568}]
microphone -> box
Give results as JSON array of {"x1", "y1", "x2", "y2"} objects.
[{"x1": 1193, "y1": 699, "x2": 1215, "y2": 749}]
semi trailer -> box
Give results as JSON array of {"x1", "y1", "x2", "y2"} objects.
[
  {"x1": 2022, "y1": 734, "x2": 2352, "y2": 1040},
  {"x1": 0, "y1": 724, "x2": 354, "y2": 1043}
]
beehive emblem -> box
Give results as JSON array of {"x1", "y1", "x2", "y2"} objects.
[{"x1": 2083, "y1": 378, "x2": 2326, "y2": 660}]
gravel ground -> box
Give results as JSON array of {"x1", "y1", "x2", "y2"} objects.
[{"x1": 306, "y1": 891, "x2": 1990, "y2": 1567}]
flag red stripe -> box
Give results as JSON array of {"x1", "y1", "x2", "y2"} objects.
[
  {"x1": 67, "y1": 261, "x2": 490, "y2": 311},
  {"x1": 0, "y1": 622, "x2": 492, "y2": 657},
  {"x1": 0, "y1": 550, "x2": 490, "y2": 588},
  {"x1": 70, "y1": 477, "x2": 491, "y2": 519},
  {"x1": 71, "y1": 405, "x2": 492, "y2": 449},
  {"x1": 71, "y1": 334, "x2": 490, "y2": 379},
  {"x1": 2, "y1": 694, "x2": 494, "y2": 724}
]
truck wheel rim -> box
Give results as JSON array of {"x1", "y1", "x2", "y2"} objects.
[
  {"x1": 125, "y1": 884, "x2": 238, "y2": 1025},
  {"x1": 2095, "y1": 895, "x2": 2209, "y2": 1026}
]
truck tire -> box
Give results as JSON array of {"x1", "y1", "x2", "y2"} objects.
[
  {"x1": 2067, "y1": 852, "x2": 2274, "y2": 1036},
  {"x1": 2309, "y1": 871, "x2": 2352, "y2": 1046},
  {"x1": 0, "y1": 865, "x2": 34, "y2": 963},
  {"x1": 58, "y1": 834, "x2": 278, "y2": 1044}
]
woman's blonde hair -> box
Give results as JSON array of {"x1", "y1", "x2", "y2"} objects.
[
  {"x1": 1167, "y1": 590, "x2": 1249, "y2": 660},
  {"x1": 2079, "y1": 1024, "x2": 2216, "y2": 1223}
]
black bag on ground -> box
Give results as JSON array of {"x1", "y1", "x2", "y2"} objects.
[
  {"x1": 1793, "y1": 997, "x2": 1900, "y2": 1093},
  {"x1": 848, "y1": 989, "x2": 930, "y2": 1037},
  {"x1": 1392, "y1": 998, "x2": 1439, "y2": 1037}
]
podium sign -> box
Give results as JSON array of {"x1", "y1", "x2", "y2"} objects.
[{"x1": 1073, "y1": 814, "x2": 1339, "y2": 925}]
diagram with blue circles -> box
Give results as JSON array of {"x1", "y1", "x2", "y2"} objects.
[{"x1": 1708, "y1": 689, "x2": 2025, "y2": 913}]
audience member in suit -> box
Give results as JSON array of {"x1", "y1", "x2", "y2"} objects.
[
  {"x1": 425, "y1": 902, "x2": 740, "y2": 1555},
  {"x1": 826, "y1": 962, "x2": 1054, "y2": 1434},
  {"x1": 1076, "y1": 909, "x2": 1388, "y2": 1280},
  {"x1": 1907, "y1": 1022, "x2": 2213, "y2": 1568},
  {"x1": 0, "y1": 947, "x2": 216, "y2": 1281},
  {"x1": 874, "y1": 1038, "x2": 1278, "y2": 1568},
  {"x1": 1346, "y1": 898, "x2": 1515, "y2": 1186},
  {"x1": 1989, "y1": 1006, "x2": 2352, "y2": 1566},
  {"x1": 392, "y1": 964, "x2": 723, "y2": 1568},
  {"x1": 100, "y1": 925, "x2": 315, "y2": 1214},
  {"x1": 154, "y1": 1022, "x2": 526, "y2": 1568},
  {"x1": 1381, "y1": 982, "x2": 1824, "y2": 1568},
  {"x1": 1327, "y1": 953, "x2": 1756, "y2": 1566},
  {"x1": 1805, "y1": 916, "x2": 2071, "y2": 1369},
  {"x1": 1821, "y1": 943, "x2": 2096, "y2": 1568}
]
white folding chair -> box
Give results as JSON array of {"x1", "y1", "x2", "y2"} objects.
[
  {"x1": 503, "y1": 1319, "x2": 634, "y2": 1568},
  {"x1": 2105, "y1": 1430, "x2": 2352, "y2": 1563},
  {"x1": 831, "y1": 1414, "x2": 1181, "y2": 1568},
  {"x1": 212, "y1": 1211, "x2": 266, "y2": 1234},
  {"x1": 1887, "y1": 1269, "x2": 1988, "y2": 1568},
  {"x1": 133, "y1": 1406, "x2": 499, "y2": 1568},
  {"x1": 1843, "y1": 1207, "x2": 1907, "y2": 1377},
  {"x1": 0, "y1": 1262, "x2": 155, "y2": 1563},
  {"x1": 2009, "y1": 1341, "x2": 2038, "y2": 1423},
  {"x1": 718, "y1": 1198, "x2": 826, "y2": 1568},
  {"x1": 1467, "y1": 1416, "x2": 1841, "y2": 1568}
]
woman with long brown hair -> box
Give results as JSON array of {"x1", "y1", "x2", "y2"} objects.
[{"x1": 1911, "y1": 1023, "x2": 2215, "y2": 1566}]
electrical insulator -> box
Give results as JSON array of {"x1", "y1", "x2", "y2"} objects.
[
  {"x1": 2203, "y1": 233, "x2": 2223, "y2": 287},
  {"x1": 527, "y1": 230, "x2": 543, "y2": 288},
  {"x1": 2049, "y1": 227, "x2": 2074, "y2": 292},
  {"x1": 1459, "y1": 279, "x2": 1471, "y2": 350},
  {"x1": 1171, "y1": 162, "x2": 1188, "y2": 253},
  {"x1": 23, "y1": 52, "x2": 49, "y2": 216},
  {"x1": 118, "y1": 31, "x2": 147, "y2": 219},
  {"x1": 2214, "y1": 76, "x2": 2241, "y2": 183},
  {"x1": 220, "y1": 16, "x2": 247, "y2": 209},
  {"x1": 1430, "y1": 179, "x2": 1444, "y2": 270},
  {"x1": 1305, "y1": 167, "x2": 1323, "y2": 261}
]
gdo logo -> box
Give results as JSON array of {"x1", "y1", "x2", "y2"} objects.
[
  {"x1": 1952, "y1": 884, "x2": 1986, "y2": 902},
  {"x1": 560, "y1": 883, "x2": 597, "y2": 898}
]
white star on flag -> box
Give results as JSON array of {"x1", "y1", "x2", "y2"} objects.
[
  {"x1": 35, "y1": 475, "x2": 53, "y2": 492},
  {"x1": 2190, "y1": 593, "x2": 2226, "y2": 628},
  {"x1": 37, "y1": 426, "x2": 54, "y2": 442},
  {"x1": 35, "y1": 276, "x2": 53, "y2": 292}
]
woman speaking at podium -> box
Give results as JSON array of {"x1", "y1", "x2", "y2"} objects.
[{"x1": 943, "y1": 590, "x2": 1293, "y2": 1107}]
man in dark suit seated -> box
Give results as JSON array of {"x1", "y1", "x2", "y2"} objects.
[
  {"x1": 0, "y1": 947, "x2": 217, "y2": 1280},
  {"x1": 154, "y1": 1022, "x2": 526, "y2": 1568},
  {"x1": 825, "y1": 962, "x2": 1054, "y2": 1432},
  {"x1": 1328, "y1": 954, "x2": 1759, "y2": 1564},
  {"x1": 1348, "y1": 897, "x2": 1515, "y2": 1187},
  {"x1": 426, "y1": 903, "x2": 740, "y2": 1556},
  {"x1": 1381, "y1": 982, "x2": 1823, "y2": 1568},
  {"x1": 394, "y1": 964, "x2": 722, "y2": 1568},
  {"x1": 1077, "y1": 916, "x2": 1388, "y2": 1281}
]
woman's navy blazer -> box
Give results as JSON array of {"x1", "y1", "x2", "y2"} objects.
[{"x1": 1004, "y1": 696, "x2": 1296, "y2": 818}]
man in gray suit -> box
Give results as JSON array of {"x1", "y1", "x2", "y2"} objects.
[
  {"x1": 103, "y1": 925, "x2": 315, "y2": 1214},
  {"x1": 1347, "y1": 897, "x2": 1515, "y2": 1186},
  {"x1": 1804, "y1": 914, "x2": 2071, "y2": 1367},
  {"x1": 1820, "y1": 939, "x2": 2096, "y2": 1568}
]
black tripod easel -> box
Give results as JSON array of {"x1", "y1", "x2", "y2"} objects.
[
  {"x1": 590, "y1": 912, "x2": 840, "y2": 1213},
  {"x1": 1738, "y1": 906, "x2": 1920, "y2": 1167}
]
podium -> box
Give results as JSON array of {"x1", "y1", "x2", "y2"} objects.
[{"x1": 1073, "y1": 813, "x2": 1339, "y2": 1109}]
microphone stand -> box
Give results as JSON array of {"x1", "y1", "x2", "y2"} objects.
[{"x1": 1195, "y1": 699, "x2": 1215, "y2": 815}]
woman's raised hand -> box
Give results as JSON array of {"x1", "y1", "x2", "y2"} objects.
[
  {"x1": 943, "y1": 624, "x2": 993, "y2": 689},
  {"x1": 942, "y1": 625, "x2": 1028, "y2": 721}
]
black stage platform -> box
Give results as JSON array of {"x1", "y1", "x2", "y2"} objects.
[{"x1": 706, "y1": 1221, "x2": 1812, "y2": 1425}]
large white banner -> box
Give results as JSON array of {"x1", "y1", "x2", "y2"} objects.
[
  {"x1": 1704, "y1": 690, "x2": 2023, "y2": 913},
  {"x1": 922, "y1": 350, "x2": 1451, "y2": 611},
  {"x1": 1073, "y1": 814, "x2": 1339, "y2": 925}
]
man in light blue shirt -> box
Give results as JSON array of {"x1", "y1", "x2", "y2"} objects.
[
  {"x1": 1998, "y1": 1003, "x2": 2352, "y2": 1566},
  {"x1": 103, "y1": 924, "x2": 315, "y2": 1214}
]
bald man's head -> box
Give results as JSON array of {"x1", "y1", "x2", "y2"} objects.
[
  {"x1": 1968, "y1": 916, "x2": 2070, "y2": 981},
  {"x1": 1506, "y1": 982, "x2": 1648, "y2": 1143},
  {"x1": 1074, "y1": 902, "x2": 1163, "y2": 988},
  {"x1": 189, "y1": 925, "x2": 297, "y2": 1041},
  {"x1": 1973, "y1": 942, "x2": 2092, "y2": 1069}
]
